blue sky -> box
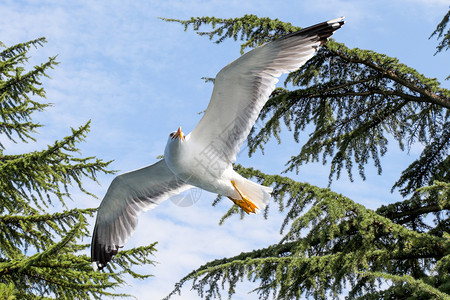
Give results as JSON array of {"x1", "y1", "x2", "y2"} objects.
[{"x1": 1, "y1": 0, "x2": 449, "y2": 299}]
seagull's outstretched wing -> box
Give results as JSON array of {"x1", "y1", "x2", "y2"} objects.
[
  {"x1": 189, "y1": 17, "x2": 345, "y2": 164},
  {"x1": 91, "y1": 159, "x2": 192, "y2": 270}
]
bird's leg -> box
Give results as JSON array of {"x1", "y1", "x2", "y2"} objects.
[{"x1": 227, "y1": 180, "x2": 258, "y2": 214}]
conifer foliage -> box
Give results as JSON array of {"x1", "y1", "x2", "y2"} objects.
[
  {"x1": 0, "y1": 38, "x2": 156, "y2": 299},
  {"x1": 163, "y1": 13, "x2": 450, "y2": 299},
  {"x1": 430, "y1": 8, "x2": 450, "y2": 55}
]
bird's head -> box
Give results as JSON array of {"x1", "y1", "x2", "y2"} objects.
[
  {"x1": 164, "y1": 126, "x2": 186, "y2": 162},
  {"x1": 169, "y1": 126, "x2": 185, "y2": 142}
]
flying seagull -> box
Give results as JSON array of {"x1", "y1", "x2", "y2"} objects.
[{"x1": 91, "y1": 17, "x2": 345, "y2": 270}]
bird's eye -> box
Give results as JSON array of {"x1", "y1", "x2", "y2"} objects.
[{"x1": 170, "y1": 133, "x2": 174, "y2": 137}]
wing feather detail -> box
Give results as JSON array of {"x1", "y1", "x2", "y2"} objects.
[
  {"x1": 189, "y1": 17, "x2": 345, "y2": 164},
  {"x1": 91, "y1": 159, "x2": 191, "y2": 270}
]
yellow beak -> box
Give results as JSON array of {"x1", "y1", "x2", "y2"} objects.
[{"x1": 173, "y1": 126, "x2": 185, "y2": 141}]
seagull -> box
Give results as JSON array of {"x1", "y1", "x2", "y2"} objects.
[{"x1": 91, "y1": 17, "x2": 345, "y2": 270}]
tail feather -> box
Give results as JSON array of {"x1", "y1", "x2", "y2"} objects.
[{"x1": 234, "y1": 177, "x2": 272, "y2": 213}]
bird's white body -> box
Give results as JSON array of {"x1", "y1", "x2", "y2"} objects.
[
  {"x1": 91, "y1": 17, "x2": 345, "y2": 270},
  {"x1": 164, "y1": 133, "x2": 237, "y2": 198},
  {"x1": 164, "y1": 132, "x2": 268, "y2": 204}
]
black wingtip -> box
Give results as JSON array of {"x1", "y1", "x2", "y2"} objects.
[
  {"x1": 91, "y1": 244, "x2": 120, "y2": 271},
  {"x1": 279, "y1": 16, "x2": 345, "y2": 45},
  {"x1": 91, "y1": 225, "x2": 121, "y2": 271},
  {"x1": 317, "y1": 17, "x2": 345, "y2": 44},
  {"x1": 327, "y1": 17, "x2": 346, "y2": 32}
]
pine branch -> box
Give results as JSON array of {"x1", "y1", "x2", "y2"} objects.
[
  {"x1": 360, "y1": 271, "x2": 450, "y2": 299},
  {"x1": 0, "y1": 220, "x2": 83, "y2": 275},
  {"x1": 160, "y1": 15, "x2": 300, "y2": 54},
  {"x1": 430, "y1": 8, "x2": 450, "y2": 55},
  {"x1": 0, "y1": 208, "x2": 96, "y2": 225},
  {"x1": 0, "y1": 37, "x2": 47, "y2": 59},
  {"x1": 327, "y1": 42, "x2": 450, "y2": 108},
  {"x1": 393, "y1": 122, "x2": 450, "y2": 196},
  {"x1": 0, "y1": 38, "x2": 156, "y2": 298},
  {"x1": 0, "y1": 121, "x2": 113, "y2": 211},
  {"x1": 250, "y1": 41, "x2": 449, "y2": 182},
  {"x1": 166, "y1": 243, "x2": 448, "y2": 300},
  {"x1": 380, "y1": 203, "x2": 449, "y2": 225},
  {"x1": 106, "y1": 243, "x2": 158, "y2": 279},
  {"x1": 0, "y1": 48, "x2": 57, "y2": 146}
]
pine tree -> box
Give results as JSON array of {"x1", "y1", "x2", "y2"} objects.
[
  {"x1": 0, "y1": 38, "x2": 156, "y2": 299},
  {"x1": 162, "y1": 12, "x2": 450, "y2": 300}
]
